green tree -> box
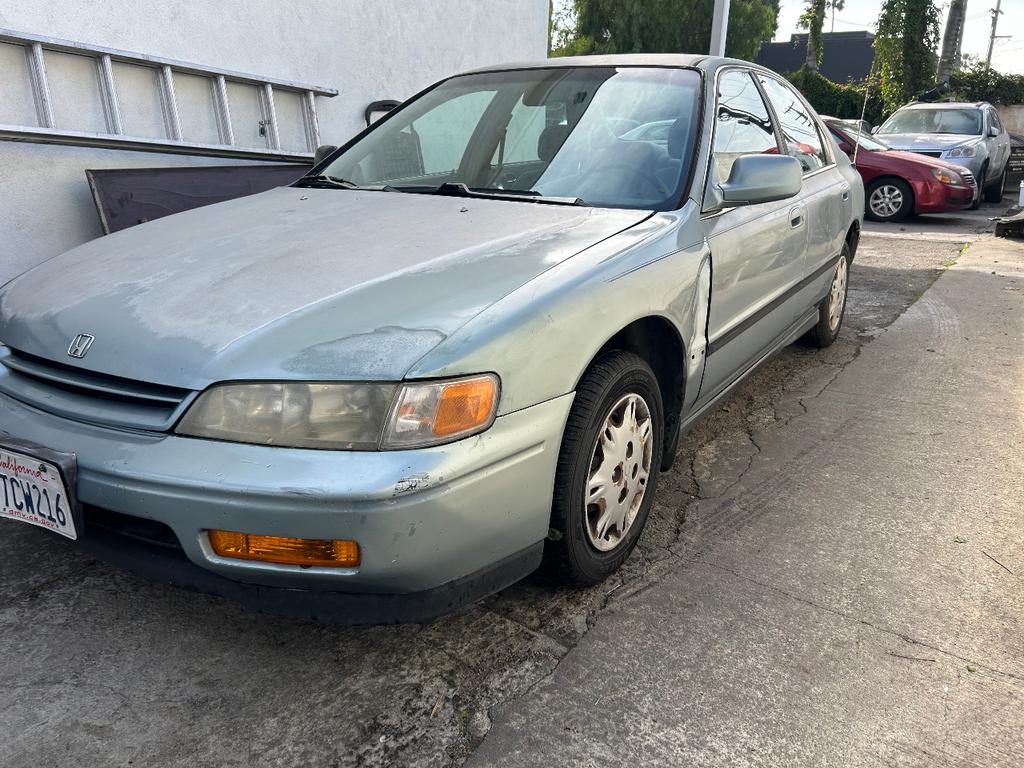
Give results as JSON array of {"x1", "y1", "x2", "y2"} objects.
[
  {"x1": 874, "y1": 0, "x2": 941, "y2": 112},
  {"x1": 553, "y1": 0, "x2": 779, "y2": 62}
]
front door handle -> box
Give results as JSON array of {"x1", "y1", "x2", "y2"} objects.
[
  {"x1": 840, "y1": 183, "x2": 851, "y2": 201},
  {"x1": 790, "y1": 205, "x2": 804, "y2": 228}
]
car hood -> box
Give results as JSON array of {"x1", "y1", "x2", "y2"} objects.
[
  {"x1": 858, "y1": 149, "x2": 972, "y2": 173},
  {"x1": 0, "y1": 186, "x2": 649, "y2": 389},
  {"x1": 877, "y1": 133, "x2": 980, "y2": 152}
]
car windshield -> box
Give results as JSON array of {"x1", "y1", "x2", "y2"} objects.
[
  {"x1": 879, "y1": 108, "x2": 983, "y2": 136},
  {"x1": 317, "y1": 66, "x2": 702, "y2": 210}
]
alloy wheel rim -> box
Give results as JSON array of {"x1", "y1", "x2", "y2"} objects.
[
  {"x1": 584, "y1": 392, "x2": 653, "y2": 552},
  {"x1": 869, "y1": 184, "x2": 903, "y2": 218},
  {"x1": 828, "y1": 257, "x2": 848, "y2": 332}
]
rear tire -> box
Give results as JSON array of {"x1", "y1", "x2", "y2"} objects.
[
  {"x1": 544, "y1": 351, "x2": 664, "y2": 585},
  {"x1": 983, "y1": 164, "x2": 1007, "y2": 203},
  {"x1": 805, "y1": 244, "x2": 851, "y2": 349},
  {"x1": 865, "y1": 178, "x2": 913, "y2": 222}
]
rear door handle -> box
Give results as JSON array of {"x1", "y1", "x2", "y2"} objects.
[{"x1": 790, "y1": 205, "x2": 804, "y2": 228}]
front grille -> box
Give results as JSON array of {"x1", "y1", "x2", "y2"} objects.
[
  {"x1": 0, "y1": 345, "x2": 193, "y2": 430},
  {"x1": 912, "y1": 150, "x2": 944, "y2": 158},
  {"x1": 84, "y1": 505, "x2": 183, "y2": 551}
]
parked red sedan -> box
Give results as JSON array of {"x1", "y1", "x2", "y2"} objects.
[{"x1": 824, "y1": 119, "x2": 975, "y2": 222}]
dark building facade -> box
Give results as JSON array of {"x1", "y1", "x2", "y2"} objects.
[{"x1": 756, "y1": 30, "x2": 875, "y2": 82}]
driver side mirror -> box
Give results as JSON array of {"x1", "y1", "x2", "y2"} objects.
[
  {"x1": 870, "y1": 125, "x2": 880, "y2": 135},
  {"x1": 716, "y1": 154, "x2": 803, "y2": 207},
  {"x1": 989, "y1": 125, "x2": 1000, "y2": 137},
  {"x1": 313, "y1": 144, "x2": 338, "y2": 166}
]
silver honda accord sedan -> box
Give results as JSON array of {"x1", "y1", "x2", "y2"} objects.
[{"x1": 0, "y1": 54, "x2": 863, "y2": 623}]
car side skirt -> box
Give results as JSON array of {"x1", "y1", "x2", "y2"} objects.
[{"x1": 679, "y1": 304, "x2": 820, "y2": 437}]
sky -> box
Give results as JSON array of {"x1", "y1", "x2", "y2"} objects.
[{"x1": 774, "y1": 0, "x2": 1024, "y2": 74}]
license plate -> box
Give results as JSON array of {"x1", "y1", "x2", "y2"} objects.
[{"x1": 0, "y1": 444, "x2": 77, "y2": 540}]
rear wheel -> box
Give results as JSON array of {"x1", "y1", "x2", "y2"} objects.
[
  {"x1": 805, "y1": 244, "x2": 851, "y2": 349},
  {"x1": 865, "y1": 178, "x2": 913, "y2": 222},
  {"x1": 983, "y1": 164, "x2": 1007, "y2": 203},
  {"x1": 544, "y1": 351, "x2": 664, "y2": 585}
]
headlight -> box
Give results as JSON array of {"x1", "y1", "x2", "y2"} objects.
[
  {"x1": 383, "y1": 374, "x2": 499, "y2": 448},
  {"x1": 931, "y1": 167, "x2": 963, "y2": 185},
  {"x1": 176, "y1": 374, "x2": 499, "y2": 450},
  {"x1": 944, "y1": 144, "x2": 977, "y2": 158}
]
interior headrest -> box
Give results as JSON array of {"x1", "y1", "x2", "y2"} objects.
[
  {"x1": 537, "y1": 124, "x2": 571, "y2": 162},
  {"x1": 667, "y1": 116, "x2": 691, "y2": 159}
]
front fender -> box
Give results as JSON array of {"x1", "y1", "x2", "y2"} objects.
[{"x1": 406, "y1": 204, "x2": 709, "y2": 417}]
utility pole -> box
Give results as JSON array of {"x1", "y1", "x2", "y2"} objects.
[
  {"x1": 937, "y1": 0, "x2": 968, "y2": 82},
  {"x1": 709, "y1": 0, "x2": 731, "y2": 57},
  {"x1": 985, "y1": 0, "x2": 1004, "y2": 68}
]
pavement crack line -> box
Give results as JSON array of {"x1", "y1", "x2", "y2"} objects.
[{"x1": 693, "y1": 558, "x2": 1024, "y2": 684}]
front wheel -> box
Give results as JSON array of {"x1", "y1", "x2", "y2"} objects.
[
  {"x1": 865, "y1": 178, "x2": 913, "y2": 222},
  {"x1": 983, "y1": 164, "x2": 1007, "y2": 203},
  {"x1": 805, "y1": 244, "x2": 851, "y2": 349},
  {"x1": 969, "y1": 163, "x2": 986, "y2": 209},
  {"x1": 544, "y1": 351, "x2": 664, "y2": 585}
]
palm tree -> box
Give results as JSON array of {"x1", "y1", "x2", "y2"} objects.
[
  {"x1": 801, "y1": 0, "x2": 844, "y2": 72},
  {"x1": 936, "y1": 0, "x2": 968, "y2": 83}
]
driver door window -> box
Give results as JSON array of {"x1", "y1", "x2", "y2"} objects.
[
  {"x1": 757, "y1": 75, "x2": 829, "y2": 173},
  {"x1": 712, "y1": 70, "x2": 780, "y2": 184}
]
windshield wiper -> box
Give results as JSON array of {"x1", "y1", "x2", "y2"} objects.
[
  {"x1": 293, "y1": 174, "x2": 361, "y2": 190},
  {"x1": 400, "y1": 182, "x2": 586, "y2": 206}
]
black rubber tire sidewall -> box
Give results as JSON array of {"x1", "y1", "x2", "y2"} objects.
[
  {"x1": 865, "y1": 178, "x2": 913, "y2": 222},
  {"x1": 970, "y1": 163, "x2": 987, "y2": 209},
  {"x1": 544, "y1": 350, "x2": 664, "y2": 585},
  {"x1": 983, "y1": 165, "x2": 1006, "y2": 203},
  {"x1": 807, "y1": 244, "x2": 852, "y2": 349}
]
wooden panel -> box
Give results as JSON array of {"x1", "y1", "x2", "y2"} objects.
[{"x1": 86, "y1": 164, "x2": 309, "y2": 234}]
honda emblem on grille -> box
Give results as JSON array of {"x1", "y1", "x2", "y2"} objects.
[{"x1": 67, "y1": 333, "x2": 95, "y2": 359}]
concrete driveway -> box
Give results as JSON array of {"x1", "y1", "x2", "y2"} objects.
[{"x1": 1, "y1": 203, "x2": 1021, "y2": 767}]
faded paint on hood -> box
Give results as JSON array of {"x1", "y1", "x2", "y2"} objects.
[
  {"x1": 0, "y1": 187, "x2": 649, "y2": 388},
  {"x1": 878, "y1": 133, "x2": 980, "y2": 152}
]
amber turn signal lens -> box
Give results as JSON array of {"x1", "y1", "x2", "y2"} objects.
[
  {"x1": 432, "y1": 377, "x2": 498, "y2": 437},
  {"x1": 208, "y1": 530, "x2": 360, "y2": 567}
]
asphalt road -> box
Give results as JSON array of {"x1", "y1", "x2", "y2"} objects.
[{"x1": 1, "y1": 199, "x2": 1020, "y2": 767}]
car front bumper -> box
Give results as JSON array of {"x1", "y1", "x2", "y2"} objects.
[
  {"x1": 939, "y1": 155, "x2": 985, "y2": 191},
  {"x1": 0, "y1": 389, "x2": 574, "y2": 621},
  {"x1": 911, "y1": 179, "x2": 975, "y2": 214}
]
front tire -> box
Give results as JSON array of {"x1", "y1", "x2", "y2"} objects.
[
  {"x1": 969, "y1": 163, "x2": 987, "y2": 209},
  {"x1": 983, "y1": 164, "x2": 1007, "y2": 203},
  {"x1": 545, "y1": 351, "x2": 664, "y2": 585},
  {"x1": 865, "y1": 178, "x2": 913, "y2": 222},
  {"x1": 806, "y1": 244, "x2": 851, "y2": 348}
]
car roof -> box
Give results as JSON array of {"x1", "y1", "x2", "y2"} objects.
[
  {"x1": 899, "y1": 101, "x2": 990, "y2": 110},
  {"x1": 459, "y1": 53, "x2": 773, "y2": 76}
]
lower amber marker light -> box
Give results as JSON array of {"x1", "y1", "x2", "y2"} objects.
[{"x1": 208, "y1": 530, "x2": 361, "y2": 568}]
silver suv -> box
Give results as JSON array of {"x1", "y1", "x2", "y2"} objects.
[{"x1": 875, "y1": 101, "x2": 1011, "y2": 205}]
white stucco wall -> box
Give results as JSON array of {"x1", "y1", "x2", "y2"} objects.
[
  {"x1": 0, "y1": 0, "x2": 549, "y2": 283},
  {"x1": 997, "y1": 105, "x2": 1024, "y2": 136}
]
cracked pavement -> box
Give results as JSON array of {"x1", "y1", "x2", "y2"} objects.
[{"x1": 1, "y1": 207, "x2": 1021, "y2": 767}]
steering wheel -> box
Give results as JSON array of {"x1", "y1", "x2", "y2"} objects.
[{"x1": 578, "y1": 161, "x2": 669, "y2": 198}]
